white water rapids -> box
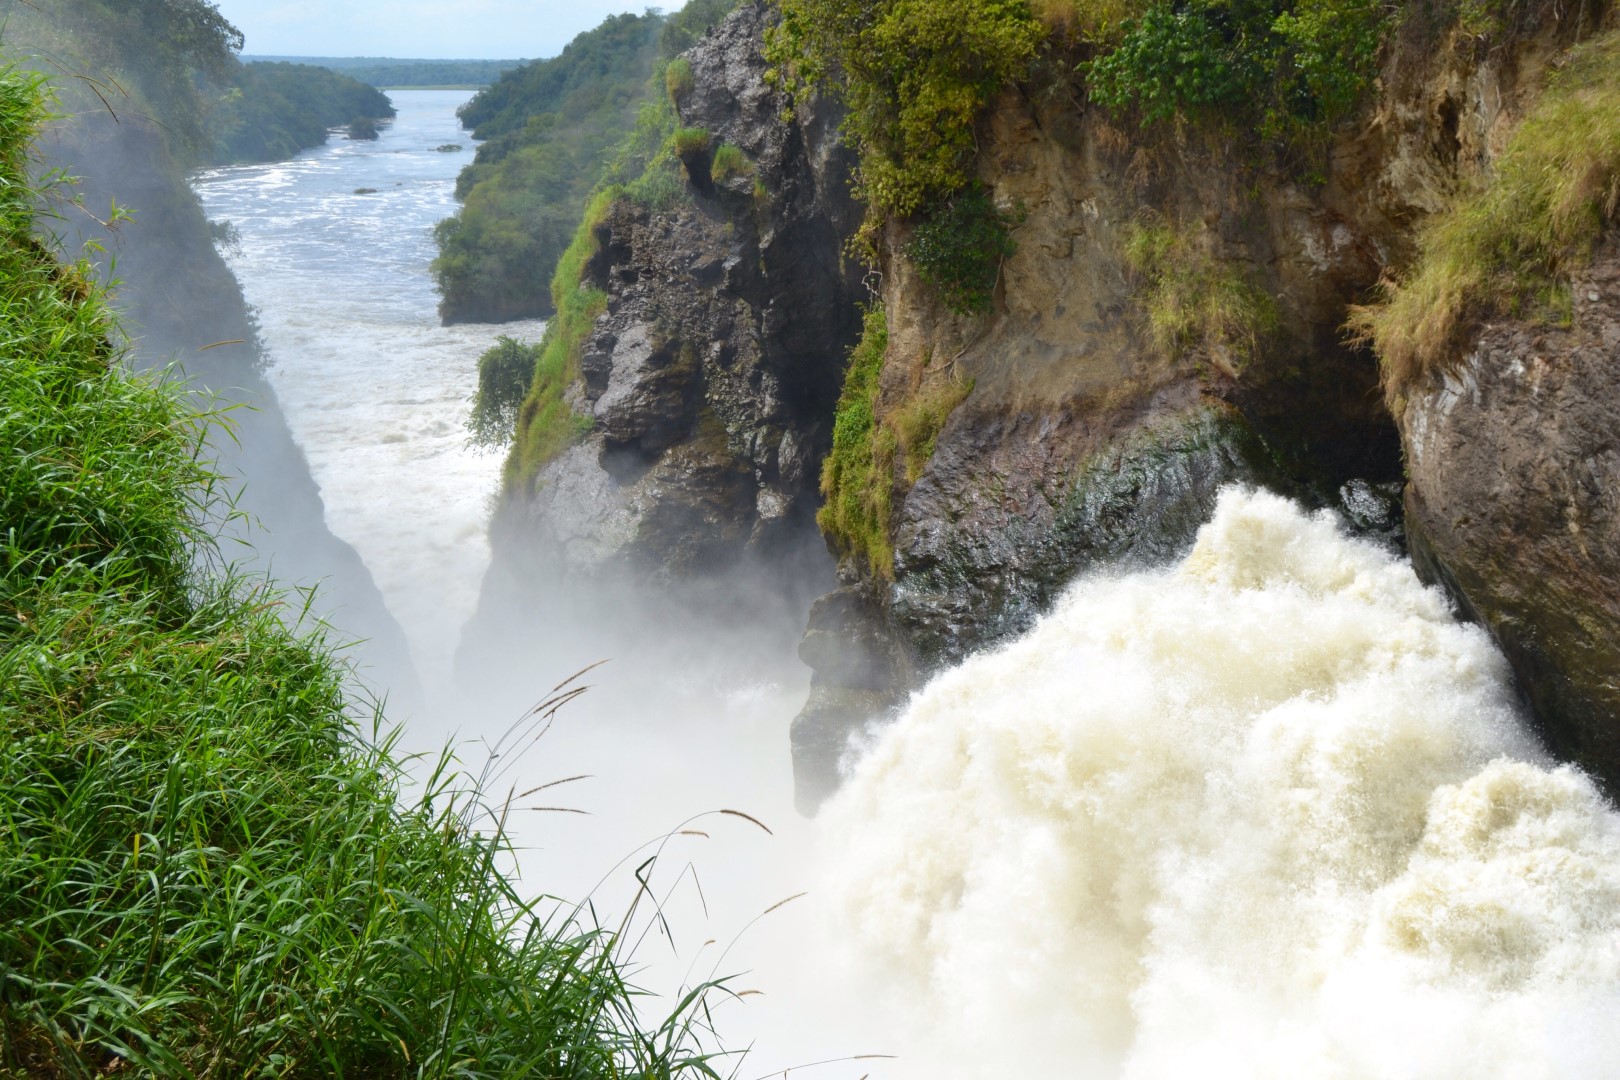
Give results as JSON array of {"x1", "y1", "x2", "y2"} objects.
[
  {"x1": 190, "y1": 93, "x2": 1620, "y2": 1080},
  {"x1": 820, "y1": 487, "x2": 1620, "y2": 1078}
]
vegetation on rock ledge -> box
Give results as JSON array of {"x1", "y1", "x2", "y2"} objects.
[
  {"x1": 819, "y1": 306, "x2": 897, "y2": 577},
  {"x1": 1123, "y1": 217, "x2": 1279, "y2": 375},
  {"x1": 1349, "y1": 30, "x2": 1620, "y2": 404}
]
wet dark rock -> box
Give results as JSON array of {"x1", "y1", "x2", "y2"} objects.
[
  {"x1": 1400, "y1": 245, "x2": 1620, "y2": 790},
  {"x1": 791, "y1": 588, "x2": 908, "y2": 814},
  {"x1": 892, "y1": 401, "x2": 1281, "y2": 667}
]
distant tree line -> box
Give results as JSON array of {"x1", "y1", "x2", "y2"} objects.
[
  {"x1": 432, "y1": 0, "x2": 737, "y2": 324},
  {"x1": 211, "y1": 62, "x2": 396, "y2": 163},
  {"x1": 0, "y1": 2, "x2": 394, "y2": 167},
  {"x1": 245, "y1": 56, "x2": 524, "y2": 87}
]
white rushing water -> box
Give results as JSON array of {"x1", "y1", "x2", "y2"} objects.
[
  {"x1": 819, "y1": 488, "x2": 1620, "y2": 1079},
  {"x1": 193, "y1": 91, "x2": 543, "y2": 694}
]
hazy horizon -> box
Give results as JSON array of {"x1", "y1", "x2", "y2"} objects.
[{"x1": 212, "y1": 0, "x2": 692, "y2": 62}]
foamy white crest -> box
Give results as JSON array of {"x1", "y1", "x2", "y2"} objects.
[{"x1": 819, "y1": 487, "x2": 1620, "y2": 1078}]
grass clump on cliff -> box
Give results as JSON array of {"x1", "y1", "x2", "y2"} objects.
[
  {"x1": 892, "y1": 369, "x2": 974, "y2": 482},
  {"x1": 819, "y1": 306, "x2": 897, "y2": 577},
  {"x1": 0, "y1": 67, "x2": 727, "y2": 1078},
  {"x1": 1348, "y1": 31, "x2": 1620, "y2": 403},
  {"x1": 819, "y1": 307, "x2": 974, "y2": 573},
  {"x1": 1123, "y1": 217, "x2": 1278, "y2": 375},
  {"x1": 504, "y1": 187, "x2": 617, "y2": 492},
  {"x1": 711, "y1": 142, "x2": 754, "y2": 182}
]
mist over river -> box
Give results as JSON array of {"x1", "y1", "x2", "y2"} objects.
[
  {"x1": 194, "y1": 90, "x2": 542, "y2": 695},
  {"x1": 188, "y1": 91, "x2": 1620, "y2": 1080}
]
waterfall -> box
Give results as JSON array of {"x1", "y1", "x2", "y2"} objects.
[{"x1": 820, "y1": 487, "x2": 1620, "y2": 1078}]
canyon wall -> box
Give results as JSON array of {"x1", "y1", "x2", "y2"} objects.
[{"x1": 473, "y1": 1, "x2": 1619, "y2": 809}]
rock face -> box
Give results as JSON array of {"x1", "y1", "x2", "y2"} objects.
[
  {"x1": 1402, "y1": 246, "x2": 1620, "y2": 788},
  {"x1": 788, "y1": 18, "x2": 1592, "y2": 809},
  {"x1": 493, "y1": 1, "x2": 864, "y2": 582},
  {"x1": 461, "y1": 2, "x2": 864, "y2": 681},
  {"x1": 476, "y1": 3, "x2": 1618, "y2": 811}
]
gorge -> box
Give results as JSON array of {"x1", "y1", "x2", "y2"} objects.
[{"x1": 5, "y1": 0, "x2": 1620, "y2": 1075}]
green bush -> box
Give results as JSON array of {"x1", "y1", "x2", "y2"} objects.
[
  {"x1": 1085, "y1": 0, "x2": 1388, "y2": 134},
  {"x1": 903, "y1": 185, "x2": 1019, "y2": 315},
  {"x1": 467, "y1": 335, "x2": 542, "y2": 449},
  {"x1": 818, "y1": 307, "x2": 896, "y2": 577},
  {"x1": 0, "y1": 64, "x2": 730, "y2": 1078},
  {"x1": 1348, "y1": 30, "x2": 1620, "y2": 403},
  {"x1": 766, "y1": 0, "x2": 1045, "y2": 219}
]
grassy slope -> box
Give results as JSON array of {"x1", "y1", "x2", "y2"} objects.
[{"x1": 0, "y1": 65, "x2": 726, "y2": 1079}]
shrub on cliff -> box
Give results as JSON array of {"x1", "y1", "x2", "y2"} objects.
[
  {"x1": 903, "y1": 184, "x2": 1019, "y2": 314},
  {"x1": 819, "y1": 306, "x2": 897, "y2": 577},
  {"x1": 1349, "y1": 30, "x2": 1620, "y2": 403},
  {"x1": 0, "y1": 64, "x2": 727, "y2": 1079},
  {"x1": 1085, "y1": 0, "x2": 1387, "y2": 136},
  {"x1": 468, "y1": 334, "x2": 542, "y2": 448},
  {"x1": 766, "y1": 0, "x2": 1045, "y2": 220}
]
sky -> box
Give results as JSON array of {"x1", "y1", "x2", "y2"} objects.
[{"x1": 211, "y1": 0, "x2": 688, "y2": 60}]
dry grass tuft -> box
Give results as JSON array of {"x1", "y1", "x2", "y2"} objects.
[{"x1": 1347, "y1": 31, "x2": 1620, "y2": 404}]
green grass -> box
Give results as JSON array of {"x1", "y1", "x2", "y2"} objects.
[
  {"x1": 892, "y1": 372, "x2": 974, "y2": 483},
  {"x1": 1122, "y1": 218, "x2": 1278, "y2": 375},
  {"x1": 504, "y1": 188, "x2": 618, "y2": 494},
  {"x1": 0, "y1": 64, "x2": 732, "y2": 1079},
  {"x1": 1348, "y1": 30, "x2": 1620, "y2": 404},
  {"x1": 817, "y1": 307, "x2": 896, "y2": 578},
  {"x1": 710, "y1": 143, "x2": 753, "y2": 183},
  {"x1": 664, "y1": 57, "x2": 694, "y2": 103}
]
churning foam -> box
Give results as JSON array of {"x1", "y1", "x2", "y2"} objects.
[{"x1": 819, "y1": 488, "x2": 1620, "y2": 1079}]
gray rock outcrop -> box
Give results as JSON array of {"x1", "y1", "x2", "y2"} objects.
[{"x1": 1402, "y1": 245, "x2": 1620, "y2": 787}]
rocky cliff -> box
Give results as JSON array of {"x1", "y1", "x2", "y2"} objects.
[
  {"x1": 459, "y1": 2, "x2": 863, "y2": 688},
  {"x1": 1402, "y1": 245, "x2": 1620, "y2": 786},
  {"x1": 474, "y1": 0, "x2": 1619, "y2": 811}
]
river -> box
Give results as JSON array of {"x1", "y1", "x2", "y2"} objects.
[
  {"x1": 193, "y1": 90, "x2": 541, "y2": 697},
  {"x1": 192, "y1": 90, "x2": 870, "y2": 1078}
]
